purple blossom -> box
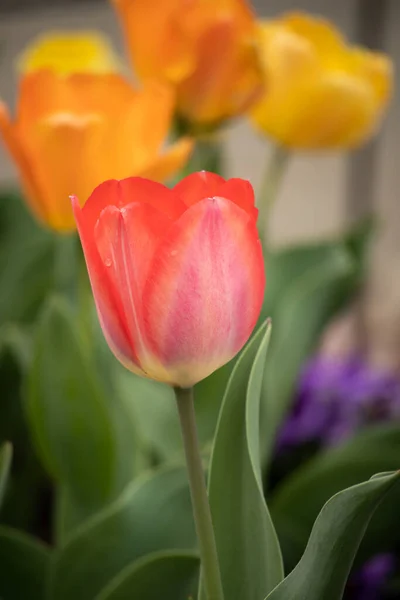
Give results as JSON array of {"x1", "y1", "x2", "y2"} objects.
[
  {"x1": 345, "y1": 554, "x2": 396, "y2": 600},
  {"x1": 278, "y1": 355, "x2": 400, "y2": 449}
]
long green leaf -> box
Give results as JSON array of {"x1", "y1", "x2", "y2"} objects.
[
  {"x1": 200, "y1": 322, "x2": 283, "y2": 600},
  {"x1": 26, "y1": 297, "x2": 136, "y2": 533},
  {"x1": 0, "y1": 442, "x2": 12, "y2": 511},
  {"x1": 49, "y1": 466, "x2": 196, "y2": 600},
  {"x1": 0, "y1": 526, "x2": 51, "y2": 600},
  {"x1": 96, "y1": 550, "x2": 199, "y2": 600},
  {"x1": 271, "y1": 423, "x2": 400, "y2": 570},
  {"x1": 265, "y1": 471, "x2": 400, "y2": 600}
]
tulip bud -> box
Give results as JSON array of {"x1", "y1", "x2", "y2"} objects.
[{"x1": 73, "y1": 172, "x2": 265, "y2": 387}]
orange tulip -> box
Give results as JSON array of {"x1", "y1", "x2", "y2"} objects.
[
  {"x1": 250, "y1": 12, "x2": 393, "y2": 149},
  {"x1": 112, "y1": 0, "x2": 263, "y2": 129},
  {"x1": 0, "y1": 72, "x2": 192, "y2": 232},
  {"x1": 73, "y1": 172, "x2": 265, "y2": 387}
]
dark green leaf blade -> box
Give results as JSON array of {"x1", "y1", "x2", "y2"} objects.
[
  {"x1": 201, "y1": 322, "x2": 283, "y2": 600},
  {"x1": 0, "y1": 442, "x2": 12, "y2": 511},
  {"x1": 96, "y1": 550, "x2": 199, "y2": 600},
  {"x1": 49, "y1": 466, "x2": 196, "y2": 600},
  {"x1": 0, "y1": 526, "x2": 51, "y2": 600},
  {"x1": 26, "y1": 297, "x2": 115, "y2": 507},
  {"x1": 265, "y1": 471, "x2": 400, "y2": 600},
  {"x1": 271, "y1": 423, "x2": 400, "y2": 569}
]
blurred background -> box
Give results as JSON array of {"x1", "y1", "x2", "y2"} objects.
[{"x1": 0, "y1": 0, "x2": 399, "y2": 372}]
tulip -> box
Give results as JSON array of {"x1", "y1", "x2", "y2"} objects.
[
  {"x1": 0, "y1": 72, "x2": 192, "y2": 232},
  {"x1": 72, "y1": 171, "x2": 265, "y2": 387},
  {"x1": 112, "y1": 0, "x2": 263, "y2": 129},
  {"x1": 17, "y1": 31, "x2": 121, "y2": 75},
  {"x1": 250, "y1": 12, "x2": 393, "y2": 149}
]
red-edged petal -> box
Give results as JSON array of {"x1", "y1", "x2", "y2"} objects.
[
  {"x1": 173, "y1": 170, "x2": 226, "y2": 207},
  {"x1": 218, "y1": 178, "x2": 258, "y2": 219},
  {"x1": 81, "y1": 177, "x2": 186, "y2": 234},
  {"x1": 142, "y1": 196, "x2": 265, "y2": 387},
  {"x1": 72, "y1": 195, "x2": 141, "y2": 373},
  {"x1": 94, "y1": 201, "x2": 172, "y2": 369}
]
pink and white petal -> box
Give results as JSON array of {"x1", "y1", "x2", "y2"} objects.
[
  {"x1": 173, "y1": 171, "x2": 226, "y2": 207},
  {"x1": 72, "y1": 195, "x2": 142, "y2": 373},
  {"x1": 218, "y1": 178, "x2": 258, "y2": 220},
  {"x1": 94, "y1": 201, "x2": 172, "y2": 370},
  {"x1": 142, "y1": 196, "x2": 265, "y2": 387}
]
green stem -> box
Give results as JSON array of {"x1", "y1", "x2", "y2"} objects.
[
  {"x1": 174, "y1": 387, "x2": 224, "y2": 600},
  {"x1": 258, "y1": 145, "x2": 290, "y2": 248}
]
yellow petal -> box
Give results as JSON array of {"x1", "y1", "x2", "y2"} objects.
[
  {"x1": 17, "y1": 31, "x2": 121, "y2": 75},
  {"x1": 282, "y1": 12, "x2": 345, "y2": 54},
  {"x1": 138, "y1": 137, "x2": 193, "y2": 182}
]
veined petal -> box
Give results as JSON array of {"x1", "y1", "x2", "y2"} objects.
[
  {"x1": 142, "y1": 196, "x2": 265, "y2": 387},
  {"x1": 72, "y1": 195, "x2": 142, "y2": 374},
  {"x1": 94, "y1": 202, "x2": 171, "y2": 371}
]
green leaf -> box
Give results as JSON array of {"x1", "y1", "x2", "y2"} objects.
[
  {"x1": 0, "y1": 526, "x2": 51, "y2": 600},
  {"x1": 270, "y1": 424, "x2": 400, "y2": 570},
  {"x1": 0, "y1": 442, "x2": 12, "y2": 511},
  {"x1": 26, "y1": 297, "x2": 135, "y2": 522},
  {"x1": 96, "y1": 550, "x2": 199, "y2": 600},
  {"x1": 0, "y1": 189, "x2": 55, "y2": 325},
  {"x1": 49, "y1": 466, "x2": 196, "y2": 600},
  {"x1": 261, "y1": 245, "x2": 355, "y2": 463},
  {"x1": 265, "y1": 471, "x2": 400, "y2": 600},
  {"x1": 200, "y1": 321, "x2": 283, "y2": 600}
]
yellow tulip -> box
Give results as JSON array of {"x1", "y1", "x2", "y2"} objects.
[
  {"x1": 17, "y1": 31, "x2": 122, "y2": 75},
  {"x1": 250, "y1": 12, "x2": 393, "y2": 149},
  {"x1": 112, "y1": 0, "x2": 263, "y2": 129},
  {"x1": 0, "y1": 72, "x2": 192, "y2": 232}
]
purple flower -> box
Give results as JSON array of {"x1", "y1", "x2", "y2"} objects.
[
  {"x1": 345, "y1": 554, "x2": 396, "y2": 600},
  {"x1": 277, "y1": 355, "x2": 400, "y2": 449}
]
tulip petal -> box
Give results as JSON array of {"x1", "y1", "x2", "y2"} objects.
[
  {"x1": 82, "y1": 177, "x2": 186, "y2": 236},
  {"x1": 0, "y1": 103, "x2": 48, "y2": 223},
  {"x1": 72, "y1": 195, "x2": 143, "y2": 374},
  {"x1": 138, "y1": 137, "x2": 193, "y2": 184},
  {"x1": 94, "y1": 202, "x2": 172, "y2": 371},
  {"x1": 113, "y1": 0, "x2": 195, "y2": 82},
  {"x1": 173, "y1": 171, "x2": 226, "y2": 206},
  {"x1": 218, "y1": 178, "x2": 258, "y2": 219},
  {"x1": 142, "y1": 196, "x2": 265, "y2": 387}
]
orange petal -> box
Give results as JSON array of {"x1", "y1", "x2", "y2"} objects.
[
  {"x1": 138, "y1": 137, "x2": 193, "y2": 183},
  {"x1": 22, "y1": 112, "x2": 108, "y2": 232},
  {"x1": 0, "y1": 102, "x2": 48, "y2": 224},
  {"x1": 112, "y1": 0, "x2": 194, "y2": 81}
]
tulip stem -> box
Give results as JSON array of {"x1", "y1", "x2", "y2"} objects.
[
  {"x1": 258, "y1": 145, "x2": 290, "y2": 248},
  {"x1": 174, "y1": 386, "x2": 224, "y2": 600}
]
